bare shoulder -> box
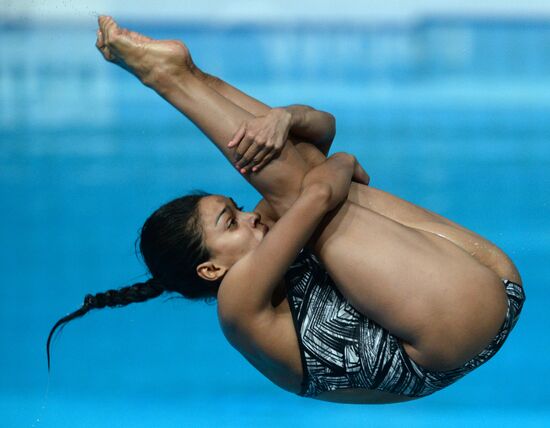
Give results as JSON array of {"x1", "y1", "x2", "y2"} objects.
[
  {"x1": 216, "y1": 260, "x2": 278, "y2": 345},
  {"x1": 217, "y1": 281, "x2": 304, "y2": 393},
  {"x1": 217, "y1": 288, "x2": 290, "y2": 360}
]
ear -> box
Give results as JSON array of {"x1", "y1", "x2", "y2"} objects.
[{"x1": 196, "y1": 260, "x2": 228, "y2": 282}]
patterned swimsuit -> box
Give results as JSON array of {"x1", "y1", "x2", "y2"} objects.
[{"x1": 284, "y1": 249, "x2": 525, "y2": 398}]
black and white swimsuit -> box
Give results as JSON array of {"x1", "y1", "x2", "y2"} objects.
[{"x1": 284, "y1": 249, "x2": 525, "y2": 398}]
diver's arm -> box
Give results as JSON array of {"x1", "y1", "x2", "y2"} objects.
[
  {"x1": 254, "y1": 143, "x2": 369, "y2": 223},
  {"x1": 218, "y1": 153, "x2": 356, "y2": 329}
]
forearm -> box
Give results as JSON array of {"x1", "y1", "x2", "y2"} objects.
[
  {"x1": 300, "y1": 153, "x2": 356, "y2": 209},
  {"x1": 224, "y1": 182, "x2": 333, "y2": 317}
]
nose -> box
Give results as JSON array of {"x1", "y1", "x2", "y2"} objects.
[{"x1": 250, "y1": 212, "x2": 261, "y2": 227}]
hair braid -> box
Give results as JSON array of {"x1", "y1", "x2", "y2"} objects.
[
  {"x1": 46, "y1": 191, "x2": 216, "y2": 374},
  {"x1": 46, "y1": 278, "x2": 164, "y2": 372}
]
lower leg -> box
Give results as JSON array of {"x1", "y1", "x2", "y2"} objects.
[
  {"x1": 190, "y1": 65, "x2": 330, "y2": 170},
  {"x1": 164, "y1": 36, "x2": 514, "y2": 366},
  {"x1": 189, "y1": 64, "x2": 521, "y2": 284},
  {"x1": 96, "y1": 17, "x2": 309, "y2": 216},
  {"x1": 192, "y1": 67, "x2": 272, "y2": 118}
]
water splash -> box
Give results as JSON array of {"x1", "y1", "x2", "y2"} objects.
[{"x1": 30, "y1": 374, "x2": 51, "y2": 428}]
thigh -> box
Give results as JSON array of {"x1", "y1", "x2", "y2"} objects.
[
  {"x1": 311, "y1": 200, "x2": 509, "y2": 368},
  {"x1": 291, "y1": 143, "x2": 521, "y2": 284},
  {"x1": 348, "y1": 185, "x2": 522, "y2": 285}
]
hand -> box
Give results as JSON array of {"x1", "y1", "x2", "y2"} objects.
[
  {"x1": 227, "y1": 108, "x2": 292, "y2": 173},
  {"x1": 352, "y1": 158, "x2": 370, "y2": 186}
]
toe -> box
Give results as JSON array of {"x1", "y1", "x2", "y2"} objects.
[
  {"x1": 99, "y1": 16, "x2": 120, "y2": 44},
  {"x1": 98, "y1": 15, "x2": 110, "y2": 30},
  {"x1": 105, "y1": 16, "x2": 120, "y2": 31},
  {"x1": 96, "y1": 29, "x2": 105, "y2": 48},
  {"x1": 98, "y1": 16, "x2": 110, "y2": 37},
  {"x1": 96, "y1": 41, "x2": 113, "y2": 61}
]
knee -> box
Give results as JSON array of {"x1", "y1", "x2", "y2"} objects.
[{"x1": 496, "y1": 253, "x2": 522, "y2": 286}]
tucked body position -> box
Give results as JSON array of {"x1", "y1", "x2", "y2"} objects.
[{"x1": 47, "y1": 17, "x2": 525, "y2": 404}]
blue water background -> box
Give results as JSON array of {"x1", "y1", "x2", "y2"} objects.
[{"x1": 1, "y1": 18, "x2": 549, "y2": 427}]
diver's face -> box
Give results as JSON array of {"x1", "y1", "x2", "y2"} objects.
[{"x1": 199, "y1": 195, "x2": 268, "y2": 269}]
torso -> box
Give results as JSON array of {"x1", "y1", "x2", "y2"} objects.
[
  {"x1": 216, "y1": 201, "x2": 416, "y2": 403},
  {"x1": 219, "y1": 279, "x2": 417, "y2": 404},
  {"x1": 217, "y1": 205, "x2": 397, "y2": 403}
]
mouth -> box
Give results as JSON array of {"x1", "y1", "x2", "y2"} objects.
[{"x1": 260, "y1": 222, "x2": 269, "y2": 235}]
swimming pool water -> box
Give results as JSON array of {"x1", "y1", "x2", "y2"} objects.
[{"x1": 1, "y1": 18, "x2": 549, "y2": 427}]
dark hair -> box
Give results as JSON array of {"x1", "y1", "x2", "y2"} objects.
[{"x1": 46, "y1": 191, "x2": 216, "y2": 372}]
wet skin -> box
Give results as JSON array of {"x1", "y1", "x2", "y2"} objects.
[{"x1": 95, "y1": 16, "x2": 522, "y2": 403}]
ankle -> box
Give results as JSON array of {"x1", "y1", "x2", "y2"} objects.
[
  {"x1": 191, "y1": 67, "x2": 215, "y2": 85},
  {"x1": 140, "y1": 62, "x2": 190, "y2": 89},
  {"x1": 142, "y1": 66, "x2": 194, "y2": 96}
]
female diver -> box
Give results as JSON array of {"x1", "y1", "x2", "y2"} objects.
[{"x1": 46, "y1": 16, "x2": 525, "y2": 404}]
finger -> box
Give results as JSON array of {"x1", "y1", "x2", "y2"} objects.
[
  {"x1": 352, "y1": 162, "x2": 370, "y2": 185},
  {"x1": 228, "y1": 124, "x2": 246, "y2": 148},
  {"x1": 252, "y1": 152, "x2": 275, "y2": 172},
  {"x1": 238, "y1": 145, "x2": 268, "y2": 171},
  {"x1": 234, "y1": 136, "x2": 253, "y2": 163},
  {"x1": 364, "y1": 172, "x2": 371, "y2": 185},
  {"x1": 236, "y1": 143, "x2": 262, "y2": 170}
]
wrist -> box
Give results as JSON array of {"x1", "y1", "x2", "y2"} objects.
[
  {"x1": 268, "y1": 107, "x2": 292, "y2": 135},
  {"x1": 148, "y1": 68, "x2": 193, "y2": 96},
  {"x1": 278, "y1": 106, "x2": 300, "y2": 130},
  {"x1": 272, "y1": 107, "x2": 291, "y2": 122}
]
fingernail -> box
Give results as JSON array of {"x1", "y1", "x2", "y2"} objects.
[{"x1": 240, "y1": 168, "x2": 246, "y2": 174}]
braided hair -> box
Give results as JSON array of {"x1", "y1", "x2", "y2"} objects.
[
  {"x1": 46, "y1": 278, "x2": 163, "y2": 371},
  {"x1": 46, "y1": 191, "x2": 218, "y2": 372}
]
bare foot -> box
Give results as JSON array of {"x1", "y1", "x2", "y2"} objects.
[{"x1": 96, "y1": 16, "x2": 194, "y2": 86}]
